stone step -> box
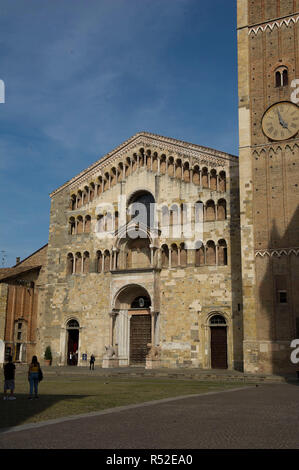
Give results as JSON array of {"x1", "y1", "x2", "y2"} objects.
[{"x1": 11, "y1": 364, "x2": 296, "y2": 383}]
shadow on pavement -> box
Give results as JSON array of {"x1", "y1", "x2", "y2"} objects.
[{"x1": 0, "y1": 394, "x2": 89, "y2": 432}]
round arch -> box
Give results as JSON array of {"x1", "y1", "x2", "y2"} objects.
[{"x1": 113, "y1": 284, "x2": 152, "y2": 310}]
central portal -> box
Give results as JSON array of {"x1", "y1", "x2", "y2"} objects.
[
  {"x1": 129, "y1": 313, "x2": 151, "y2": 365},
  {"x1": 113, "y1": 285, "x2": 154, "y2": 367}
]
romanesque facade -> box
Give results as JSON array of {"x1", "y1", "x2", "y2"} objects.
[
  {"x1": 37, "y1": 133, "x2": 243, "y2": 370},
  {"x1": 2, "y1": 1, "x2": 298, "y2": 375}
]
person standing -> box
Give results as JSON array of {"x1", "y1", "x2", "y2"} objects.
[
  {"x1": 28, "y1": 355, "x2": 41, "y2": 399},
  {"x1": 89, "y1": 354, "x2": 95, "y2": 370},
  {"x1": 3, "y1": 355, "x2": 16, "y2": 400}
]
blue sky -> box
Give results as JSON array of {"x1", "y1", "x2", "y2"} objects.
[{"x1": 0, "y1": 0, "x2": 238, "y2": 267}]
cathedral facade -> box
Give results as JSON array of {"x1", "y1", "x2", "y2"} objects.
[
  {"x1": 37, "y1": 133, "x2": 243, "y2": 370},
  {"x1": 1, "y1": 0, "x2": 299, "y2": 374}
]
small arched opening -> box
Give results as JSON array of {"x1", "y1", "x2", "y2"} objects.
[
  {"x1": 209, "y1": 314, "x2": 227, "y2": 369},
  {"x1": 66, "y1": 319, "x2": 80, "y2": 366}
]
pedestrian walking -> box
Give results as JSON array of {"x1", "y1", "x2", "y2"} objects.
[
  {"x1": 28, "y1": 355, "x2": 42, "y2": 399},
  {"x1": 3, "y1": 355, "x2": 16, "y2": 400},
  {"x1": 89, "y1": 354, "x2": 95, "y2": 370}
]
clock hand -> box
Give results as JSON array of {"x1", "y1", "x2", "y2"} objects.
[{"x1": 277, "y1": 109, "x2": 289, "y2": 129}]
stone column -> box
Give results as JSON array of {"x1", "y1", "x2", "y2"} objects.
[
  {"x1": 117, "y1": 309, "x2": 130, "y2": 366},
  {"x1": 59, "y1": 327, "x2": 66, "y2": 366},
  {"x1": 109, "y1": 312, "x2": 115, "y2": 345},
  {"x1": 149, "y1": 245, "x2": 154, "y2": 267},
  {"x1": 150, "y1": 309, "x2": 155, "y2": 346},
  {"x1": 112, "y1": 248, "x2": 118, "y2": 270}
]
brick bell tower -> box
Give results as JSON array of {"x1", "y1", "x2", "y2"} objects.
[{"x1": 237, "y1": 0, "x2": 299, "y2": 374}]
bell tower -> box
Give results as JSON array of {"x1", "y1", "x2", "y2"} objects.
[{"x1": 237, "y1": 0, "x2": 299, "y2": 374}]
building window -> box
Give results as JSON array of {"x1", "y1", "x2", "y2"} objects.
[
  {"x1": 278, "y1": 291, "x2": 287, "y2": 304},
  {"x1": 275, "y1": 67, "x2": 288, "y2": 87},
  {"x1": 18, "y1": 322, "x2": 22, "y2": 330},
  {"x1": 17, "y1": 332, "x2": 22, "y2": 340}
]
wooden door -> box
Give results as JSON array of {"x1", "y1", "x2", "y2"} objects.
[
  {"x1": 210, "y1": 327, "x2": 227, "y2": 369},
  {"x1": 130, "y1": 315, "x2": 151, "y2": 365}
]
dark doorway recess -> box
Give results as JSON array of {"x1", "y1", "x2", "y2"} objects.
[{"x1": 130, "y1": 314, "x2": 151, "y2": 365}]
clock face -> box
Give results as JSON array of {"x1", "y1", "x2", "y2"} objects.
[{"x1": 261, "y1": 101, "x2": 299, "y2": 141}]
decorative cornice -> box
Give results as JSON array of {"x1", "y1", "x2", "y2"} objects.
[
  {"x1": 255, "y1": 247, "x2": 299, "y2": 257},
  {"x1": 248, "y1": 13, "x2": 299, "y2": 36},
  {"x1": 50, "y1": 132, "x2": 237, "y2": 198}
]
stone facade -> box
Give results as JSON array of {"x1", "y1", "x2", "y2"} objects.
[
  {"x1": 37, "y1": 133, "x2": 243, "y2": 370},
  {"x1": 237, "y1": 0, "x2": 299, "y2": 374},
  {"x1": 2, "y1": 2, "x2": 298, "y2": 374}
]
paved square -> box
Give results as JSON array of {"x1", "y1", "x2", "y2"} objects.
[{"x1": 0, "y1": 383, "x2": 299, "y2": 449}]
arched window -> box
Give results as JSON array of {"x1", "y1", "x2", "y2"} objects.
[
  {"x1": 195, "y1": 201, "x2": 204, "y2": 226},
  {"x1": 89, "y1": 183, "x2": 95, "y2": 200},
  {"x1": 202, "y1": 168, "x2": 209, "y2": 188},
  {"x1": 210, "y1": 169, "x2": 217, "y2": 191},
  {"x1": 103, "y1": 173, "x2": 109, "y2": 191},
  {"x1": 132, "y1": 155, "x2": 138, "y2": 173},
  {"x1": 170, "y1": 204, "x2": 180, "y2": 226},
  {"x1": 193, "y1": 166, "x2": 200, "y2": 185},
  {"x1": 218, "y1": 171, "x2": 226, "y2": 192},
  {"x1": 217, "y1": 199, "x2": 227, "y2": 220},
  {"x1": 97, "y1": 214, "x2": 105, "y2": 233},
  {"x1": 183, "y1": 162, "x2": 190, "y2": 182},
  {"x1": 206, "y1": 200, "x2": 216, "y2": 222},
  {"x1": 111, "y1": 168, "x2": 117, "y2": 186},
  {"x1": 67, "y1": 253, "x2": 74, "y2": 275},
  {"x1": 67, "y1": 319, "x2": 79, "y2": 328},
  {"x1": 70, "y1": 195, "x2": 76, "y2": 210},
  {"x1": 152, "y1": 153, "x2": 158, "y2": 172},
  {"x1": 96, "y1": 251, "x2": 102, "y2": 273},
  {"x1": 69, "y1": 217, "x2": 76, "y2": 235},
  {"x1": 209, "y1": 314, "x2": 226, "y2": 325},
  {"x1": 171, "y1": 244, "x2": 178, "y2": 267},
  {"x1": 160, "y1": 155, "x2": 166, "y2": 174},
  {"x1": 168, "y1": 157, "x2": 174, "y2": 177},
  {"x1": 180, "y1": 242, "x2": 187, "y2": 266},
  {"x1": 126, "y1": 238, "x2": 151, "y2": 269},
  {"x1": 115, "y1": 211, "x2": 119, "y2": 231},
  {"x1": 117, "y1": 163, "x2": 123, "y2": 182},
  {"x1": 105, "y1": 212, "x2": 113, "y2": 232},
  {"x1": 84, "y1": 215, "x2": 91, "y2": 233},
  {"x1": 83, "y1": 187, "x2": 89, "y2": 205},
  {"x1": 83, "y1": 251, "x2": 90, "y2": 273},
  {"x1": 97, "y1": 177, "x2": 103, "y2": 196},
  {"x1": 103, "y1": 250, "x2": 110, "y2": 273},
  {"x1": 275, "y1": 66, "x2": 288, "y2": 87},
  {"x1": 195, "y1": 243, "x2": 205, "y2": 266},
  {"x1": 146, "y1": 151, "x2": 151, "y2": 170},
  {"x1": 76, "y1": 216, "x2": 83, "y2": 234},
  {"x1": 206, "y1": 241, "x2": 216, "y2": 265},
  {"x1": 218, "y1": 239, "x2": 228, "y2": 266},
  {"x1": 77, "y1": 191, "x2": 82, "y2": 208},
  {"x1": 283, "y1": 69, "x2": 288, "y2": 86},
  {"x1": 75, "y1": 252, "x2": 82, "y2": 274},
  {"x1": 139, "y1": 151, "x2": 145, "y2": 167},
  {"x1": 128, "y1": 190, "x2": 155, "y2": 228},
  {"x1": 161, "y1": 205, "x2": 170, "y2": 229},
  {"x1": 161, "y1": 244, "x2": 169, "y2": 268},
  {"x1": 175, "y1": 159, "x2": 182, "y2": 179}
]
